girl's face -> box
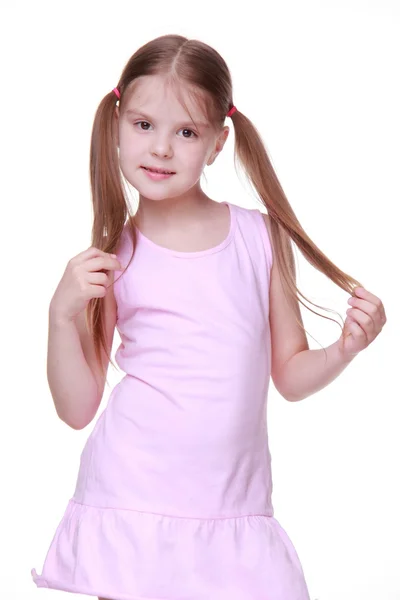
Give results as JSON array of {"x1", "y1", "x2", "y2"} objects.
[{"x1": 115, "y1": 75, "x2": 229, "y2": 203}]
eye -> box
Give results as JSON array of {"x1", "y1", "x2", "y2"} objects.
[
  {"x1": 134, "y1": 121, "x2": 152, "y2": 131},
  {"x1": 179, "y1": 128, "x2": 198, "y2": 139},
  {"x1": 133, "y1": 121, "x2": 197, "y2": 139}
]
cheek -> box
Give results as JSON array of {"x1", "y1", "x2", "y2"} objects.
[
  {"x1": 118, "y1": 146, "x2": 142, "y2": 186},
  {"x1": 119, "y1": 131, "x2": 137, "y2": 154},
  {"x1": 118, "y1": 139, "x2": 141, "y2": 173},
  {"x1": 118, "y1": 152, "x2": 133, "y2": 179},
  {"x1": 119, "y1": 125, "x2": 139, "y2": 150},
  {"x1": 182, "y1": 149, "x2": 208, "y2": 173}
]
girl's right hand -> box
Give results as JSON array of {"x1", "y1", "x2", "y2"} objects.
[{"x1": 49, "y1": 246, "x2": 123, "y2": 323}]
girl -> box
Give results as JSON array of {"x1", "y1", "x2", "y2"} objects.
[{"x1": 31, "y1": 34, "x2": 386, "y2": 600}]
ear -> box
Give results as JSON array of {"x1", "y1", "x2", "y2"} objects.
[{"x1": 207, "y1": 126, "x2": 230, "y2": 166}]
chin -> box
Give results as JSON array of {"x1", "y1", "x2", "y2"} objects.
[
  {"x1": 137, "y1": 183, "x2": 199, "y2": 203},
  {"x1": 136, "y1": 186, "x2": 181, "y2": 202}
]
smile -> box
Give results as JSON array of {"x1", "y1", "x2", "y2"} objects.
[{"x1": 141, "y1": 167, "x2": 175, "y2": 181}]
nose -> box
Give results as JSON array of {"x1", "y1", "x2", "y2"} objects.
[{"x1": 150, "y1": 133, "x2": 173, "y2": 159}]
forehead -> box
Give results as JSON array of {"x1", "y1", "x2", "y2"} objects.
[{"x1": 124, "y1": 75, "x2": 209, "y2": 124}]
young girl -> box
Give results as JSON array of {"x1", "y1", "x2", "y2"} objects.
[{"x1": 31, "y1": 34, "x2": 386, "y2": 600}]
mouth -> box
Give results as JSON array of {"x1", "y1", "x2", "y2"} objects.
[{"x1": 141, "y1": 166, "x2": 176, "y2": 175}]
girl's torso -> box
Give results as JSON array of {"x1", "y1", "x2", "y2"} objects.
[{"x1": 74, "y1": 201, "x2": 274, "y2": 519}]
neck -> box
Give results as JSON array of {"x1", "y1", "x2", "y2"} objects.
[{"x1": 136, "y1": 188, "x2": 213, "y2": 227}]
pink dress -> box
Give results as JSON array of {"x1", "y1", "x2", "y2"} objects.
[{"x1": 32, "y1": 201, "x2": 311, "y2": 600}]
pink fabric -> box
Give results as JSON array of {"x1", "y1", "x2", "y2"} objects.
[{"x1": 32, "y1": 202, "x2": 310, "y2": 599}]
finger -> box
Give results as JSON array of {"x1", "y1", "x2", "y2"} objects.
[
  {"x1": 353, "y1": 286, "x2": 382, "y2": 307},
  {"x1": 73, "y1": 246, "x2": 117, "y2": 265},
  {"x1": 348, "y1": 319, "x2": 366, "y2": 337},
  {"x1": 347, "y1": 298, "x2": 381, "y2": 320},
  {"x1": 345, "y1": 315, "x2": 367, "y2": 342},
  {"x1": 84, "y1": 246, "x2": 116, "y2": 259},
  {"x1": 346, "y1": 308, "x2": 375, "y2": 340},
  {"x1": 85, "y1": 255, "x2": 122, "y2": 273},
  {"x1": 351, "y1": 287, "x2": 386, "y2": 320}
]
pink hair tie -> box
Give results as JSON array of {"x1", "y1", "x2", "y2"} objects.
[{"x1": 113, "y1": 87, "x2": 121, "y2": 99}]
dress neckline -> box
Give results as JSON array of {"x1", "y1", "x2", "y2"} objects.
[{"x1": 133, "y1": 201, "x2": 237, "y2": 259}]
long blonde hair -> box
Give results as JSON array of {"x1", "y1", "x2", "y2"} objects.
[{"x1": 87, "y1": 34, "x2": 362, "y2": 381}]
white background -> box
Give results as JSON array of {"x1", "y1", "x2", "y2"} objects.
[{"x1": 1, "y1": 1, "x2": 399, "y2": 599}]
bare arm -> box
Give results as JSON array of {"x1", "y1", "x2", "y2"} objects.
[
  {"x1": 268, "y1": 248, "x2": 356, "y2": 401},
  {"x1": 47, "y1": 309, "x2": 100, "y2": 429},
  {"x1": 277, "y1": 340, "x2": 355, "y2": 402},
  {"x1": 47, "y1": 248, "x2": 119, "y2": 430},
  {"x1": 262, "y1": 213, "x2": 360, "y2": 403},
  {"x1": 277, "y1": 286, "x2": 386, "y2": 402}
]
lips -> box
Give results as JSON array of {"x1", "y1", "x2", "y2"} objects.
[{"x1": 142, "y1": 166, "x2": 175, "y2": 175}]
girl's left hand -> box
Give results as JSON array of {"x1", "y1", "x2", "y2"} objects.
[{"x1": 339, "y1": 287, "x2": 387, "y2": 360}]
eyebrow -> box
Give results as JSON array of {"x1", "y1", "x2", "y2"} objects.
[{"x1": 125, "y1": 109, "x2": 210, "y2": 129}]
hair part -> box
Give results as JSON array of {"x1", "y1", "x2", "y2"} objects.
[{"x1": 86, "y1": 33, "x2": 363, "y2": 390}]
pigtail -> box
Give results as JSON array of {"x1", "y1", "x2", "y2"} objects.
[
  {"x1": 229, "y1": 109, "x2": 363, "y2": 342},
  {"x1": 86, "y1": 89, "x2": 136, "y2": 386}
]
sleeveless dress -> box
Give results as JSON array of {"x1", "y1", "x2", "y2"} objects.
[{"x1": 32, "y1": 201, "x2": 311, "y2": 600}]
